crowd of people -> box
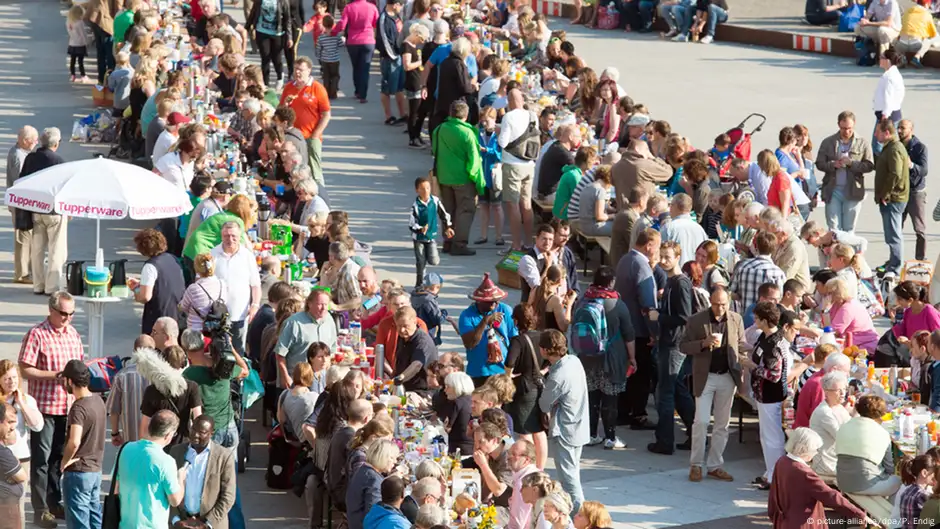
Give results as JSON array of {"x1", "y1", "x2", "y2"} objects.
[{"x1": 3, "y1": 0, "x2": 940, "y2": 528}]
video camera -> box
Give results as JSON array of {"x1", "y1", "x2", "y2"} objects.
[{"x1": 202, "y1": 301, "x2": 237, "y2": 380}]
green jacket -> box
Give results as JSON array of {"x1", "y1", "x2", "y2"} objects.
[
  {"x1": 432, "y1": 117, "x2": 485, "y2": 195},
  {"x1": 183, "y1": 213, "x2": 246, "y2": 260},
  {"x1": 552, "y1": 165, "x2": 583, "y2": 220},
  {"x1": 874, "y1": 138, "x2": 910, "y2": 204}
]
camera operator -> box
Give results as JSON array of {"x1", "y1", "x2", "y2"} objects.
[{"x1": 180, "y1": 329, "x2": 249, "y2": 451}]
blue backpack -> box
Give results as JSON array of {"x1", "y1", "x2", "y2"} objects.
[
  {"x1": 839, "y1": 3, "x2": 865, "y2": 32},
  {"x1": 571, "y1": 298, "x2": 610, "y2": 357}
]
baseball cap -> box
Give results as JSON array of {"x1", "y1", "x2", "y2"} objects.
[
  {"x1": 167, "y1": 112, "x2": 192, "y2": 126},
  {"x1": 58, "y1": 359, "x2": 91, "y2": 383},
  {"x1": 626, "y1": 113, "x2": 651, "y2": 127},
  {"x1": 213, "y1": 181, "x2": 234, "y2": 195},
  {"x1": 423, "y1": 272, "x2": 444, "y2": 287}
]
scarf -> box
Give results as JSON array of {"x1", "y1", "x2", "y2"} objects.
[{"x1": 585, "y1": 285, "x2": 618, "y2": 300}]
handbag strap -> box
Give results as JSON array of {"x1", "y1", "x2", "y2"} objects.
[
  {"x1": 109, "y1": 442, "x2": 128, "y2": 495},
  {"x1": 522, "y1": 333, "x2": 540, "y2": 376}
]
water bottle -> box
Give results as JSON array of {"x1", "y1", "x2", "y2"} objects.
[
  {"x1": 819, "y1": 327, "x2": 837, "y2": 347},
  {"x1": 350, "y1": 321, "x2": 362, "y2": 348},
  {"x1": 918, "y1": 425, "x2": 931, "y2": 455}
]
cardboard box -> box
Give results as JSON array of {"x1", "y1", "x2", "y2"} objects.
[{"x1": 495, "y1": 250, "x2": 525, "y2": 290}]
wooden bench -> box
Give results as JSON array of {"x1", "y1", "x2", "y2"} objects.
[
  {"x1": 531, "y1": 197, "x2": 554, "y2": 223},
  {"x1": 568, "y1": 220, "x2": 597, "y2": 274},
  {"x1": 843, "y1": 492, "x2": 892, "y2": 527}
]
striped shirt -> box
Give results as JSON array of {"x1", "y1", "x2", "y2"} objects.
[
  {"x1": 566, "y1": 166, "x2": 598, "y2": 222},
  {"x1": 316, "y1": 34, "x2": 343, "y2": 63},
  {"x1": 178, "y1": 276, "x2": 228, "y2": 333},
  {"x1": 106, "y1": 363, "x2": 148, "y2": 443},
  {"x1": 729, "y1": 255, "x2": 787, "y2": 310}
]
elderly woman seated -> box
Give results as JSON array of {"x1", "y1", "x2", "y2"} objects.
[
  {"x1": 809, "y1": 371, "x2": 852, "y2": 477},
  {"x1": 826, "y1": 278, "x2": 880, "y2": 355},
  {"x1": 769, "y1": 428, "x2": 866, "y2": 529},
  {"x1": 835, "y1": 395, "x2": 901, "y2": 496}
]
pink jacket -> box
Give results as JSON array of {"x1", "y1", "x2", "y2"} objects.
[{"x1": 331, "y1": 0, "x2": 378, "y2": 45}]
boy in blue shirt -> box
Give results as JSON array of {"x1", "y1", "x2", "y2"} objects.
[{"x1": 409, "y1": 176, "x2": 454, "y2": 289}]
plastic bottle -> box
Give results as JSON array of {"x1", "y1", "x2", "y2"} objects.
[
  {"x1": 867, "y1": 361, "x2": 876, "y2": 382},
  {"x1": 900, "y1": 410, "x2": 915, "y2": 440},
  {"x1": 818, "y1": 327, "x2": 837, "y2": 347}
]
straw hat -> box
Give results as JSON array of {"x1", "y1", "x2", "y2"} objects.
[{"x1": 468, "y1": 273, "x2": 507, "y2": 302}]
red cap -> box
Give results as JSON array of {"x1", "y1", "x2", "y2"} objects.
[{"x1": 167, "y1": 112, "x2": 192, "y2": 126}]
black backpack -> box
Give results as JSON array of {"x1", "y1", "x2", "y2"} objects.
[{"x1": 504, "y1": 118, "x2": 541, "y2": 161}]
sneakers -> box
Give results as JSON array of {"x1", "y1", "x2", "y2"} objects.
[
  {"x1": 275, "y1": 79, "x2": 284, "y2": 92},
  {"x1": 707, "y1": 468, "x2": 734, "y2": 482},
  {"x1": 700, "y1": 35, "x2": 714, "y2": 44},
  {"x1": 604, "y1": 437, "x2": 626, "y2": 450},
  {"x1": 587, "y1": 436, "x2": 605, "y2": 447},
  {"x1": 664, "y1": 28, "x2": 678, "y2": 38},
  {"x1": 408, "y1": 139, "x2": 424, "y2": 149},
  {"x1": 672, "y1": 33, "x2": 688, "y2": 42},
  {"x1": 912, "y1": 57, "x2": 924, "y2": 68},
  {"x1": 689, "y1": 466, "x2": 703, "y2": 482}
]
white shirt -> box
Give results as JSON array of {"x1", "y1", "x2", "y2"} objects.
[
  {"x1": 660, "y1": 214, "x2": 708, "y2": 266},
  {"x1": 809, "y1": 400, "x2": 851, "y2": 476},
  {"x1": 151, "y1": 130, "x2": 177, "y2": 164},
  {"x1": 6, "y1": 394, "x2": 41, "y2": 460},
  {"x1": 211, "y1": 244, "x2": 261, "y2": 322},
  {"x1": 154, "y1": 151, "x2": 195, "y2": 192},
  {"x1": 140, "y1": 263, "x2": 158, "y2": 287},
  {"x1": 498, "y1": 108, "x2": 536, "y2": 166},
  {"x1": 873, "y1": 65, "x2": 905, "y2": 115},
  {"x1": 478, "y1": 76, "x2": 500, "y2": 106}
]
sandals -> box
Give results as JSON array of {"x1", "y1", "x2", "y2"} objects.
[{"x1": 752, "y1": 476, "x2": 770, "y2": 490}]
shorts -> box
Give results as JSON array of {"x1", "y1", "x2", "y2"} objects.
[
  {"x1": 479, "y1": 186, "x2": 502, "y2": 204},
  {"x1": 501, "y1": 163, "x2": 534, "y2": 205},
  {"x1": 380, "y1": 57, "x2": 404, "y2": 95}
]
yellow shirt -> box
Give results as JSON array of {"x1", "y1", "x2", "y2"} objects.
[{"x1": 901, "y1": 6, "x2": 938, "y2": 39}]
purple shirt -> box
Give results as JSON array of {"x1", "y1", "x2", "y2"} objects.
[
  {"x1": 831, "y1": 298, "x2": 880, "y2": 354},
  {"x1": 331, "y1": 0, "x2": 378, "y2": 45}
]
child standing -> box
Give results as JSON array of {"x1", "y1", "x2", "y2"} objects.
[
  {"x1": 410, "y1": 272, "x2": 456, "y2": 345},
  {"x1": 315, "y1": 15, "x2": 342, "y2": 99},
  {"x1": 409, "y1": 176, "x2": 454, "y2": 289},
  {"x1": 477, "y1": 107, "x2": 504, "y2": 245},
  {"x1": 303, "y1": 0, "x2": 329, "y2": 50},
  {"x1": 66, "y1": 5, "x2": 89, "y2": 83}
]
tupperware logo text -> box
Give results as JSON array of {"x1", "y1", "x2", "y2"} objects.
[
  {"x1": 57, "y1": 202, "x2": 125, "y2": 217},
  {"x1": 131, "y1": 205, "x2": 184, "y2": 216},
  {"x1": 7, "y1": 193, "x2": 50, "y2": 210}
]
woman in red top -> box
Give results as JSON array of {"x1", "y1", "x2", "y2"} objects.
[{"x1": 760, "y1": 149, "x2": 792, "y2": 217}]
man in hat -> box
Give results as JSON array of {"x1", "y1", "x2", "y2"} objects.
[
  {"x1": 59, "y1": 359, "x2": 107, "y2": 529},
  {"x1": 152, "y1": 111, "x2": 193, "y2": 165},
  {"x1": 458, "y1": 273, "x2": 518, "y2": 387},
  {"x1": 611, "y1": 138, "x2": 672, "y2": 211}
]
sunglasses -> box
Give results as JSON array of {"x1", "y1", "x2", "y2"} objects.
[{"x1": 54, "y1": 308, "x2": 75, "y2": 318}]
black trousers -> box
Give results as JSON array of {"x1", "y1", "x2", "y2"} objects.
[
  {"x1": 284, "y1": 28, "x2": 302, "y2": 77},
  {"x1": 257, "y1": 32, "x2": 286, "y2": 86},
  {"x1": 69, "y1": 54, "x2": 86, "y2": 76},
  {"x1": 622, "y1": 339, "x2": 656, "y2": 421},
  {"x1": 589, "y1": 390, "x2": 619, "y2": 440},
  {"x1": 31, "y1": 415, "x2": 68, "y2": 514},
  {"x1": 415, "y1": 96, "x2": 436, "y2": 140},
  {"x1": 407, "y1": 98, "x2": 422, "y2": 140},
  {"x1": 320, "y1": 60, "x2": 340, "y2": 99}
]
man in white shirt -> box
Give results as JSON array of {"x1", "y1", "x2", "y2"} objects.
[
  {"x1": 498, "y1": 89, "x2": 539, "y2": 252},
  {"x1": 151, "y1": 112, "x2": 191, "y2": 165},
  {"x1": 660, "y1": 194, "x2": 707, "y2": 267},
  {"x1": 210, "y1": 222, "x2": 261, "y2": 355},
  {"x1": 6, "y1": 125, "x2": 38, "y2": 284},
  {"x1": 856, "y1": 0, "x2": 902, "y2": 55},
  {"x1": 516, "y1": 224, "x2": 557, "y2": 303}
]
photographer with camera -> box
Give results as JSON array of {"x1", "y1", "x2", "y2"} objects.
[{"x1": 180, "y1": 329, "x2": 248, "y2": 450}]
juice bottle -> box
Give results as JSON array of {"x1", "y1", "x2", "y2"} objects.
[{"x1": 867, "y1": 361, "x2": 875, "y2": 382}]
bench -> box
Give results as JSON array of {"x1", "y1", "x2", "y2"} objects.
[
  {"x1": 843, "y1": 492, "x2": 892, "y2": 527},
  {"x1": 531, "y1": 197, "x2": 555, "y2": 223},
  {"x1": 568, "y1": 220, "x2": 608, "y2": 274}
]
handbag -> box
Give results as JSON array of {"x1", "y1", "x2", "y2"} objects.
[{"x1": 102, "y1": 442, "x2": 128, "y2": 529}]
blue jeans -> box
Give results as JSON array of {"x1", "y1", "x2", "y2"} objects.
[
  {"x1": 213, "y1": 421, "x2": 239, "y2": 449},
  {"x1": 549, "y1": 438, "x2": 583, "y2": 516},
  {"x1": 705, "y1": 4, "x2": 729, "y2": 36},
  {"x1": 62, "y1": 471, "x2": 102, "y2": 529},
  {"x1": 228, "y1": 487, "x2": 246, "y2": 529},
  {"x1": 654, "y1": 351, "x2": 695, "y2": 448},
  {"x1": 347, "y1": 44, "x2": 375, "y2": 100},
  {"x1": 824, "y1": 188, "x2": 861, "y2": 232},
  {"x1": 90, "y1": 23, "x2": 114, "y2": 85},
  {"x1": 638, "y1": 0, "x2": 658, "y2": 29},
  {"x1": 231, "y1": 319, "x2": 247, "y2": 356},
  {"x1": 880, "y1": 201, "x2": 906, "y2": 274},
  {"x1": 672, "y1": 3, "x2": 696, "y2": 35}
]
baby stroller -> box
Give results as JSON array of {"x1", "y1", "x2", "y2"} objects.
[
  {"x1": 711, "y1": 113, "x2": 767, "y2": 180},
  {"x1": 107, "y1": 115, "x2": 144, "y2": 162}
]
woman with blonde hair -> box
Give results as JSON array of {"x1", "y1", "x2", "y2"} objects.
[
  {"x1": 129, "y1": 61, "x2": 157, "y2": 124},
  {"x1": 826, "y1": 278, "x2": 880, "y2": 354},
  {"x1": 0, "y1": 358, "x2": 42, "y2": 528},
  {"x1": 182, "y1": 194, "x2": 255, "y2": 264},
  {"x1": 521, "y1": 472, "x2": 562, "y2": 529},
  {"x1": 346, "y1": 439, "x2": 401, "y2": 529},
  {"x1": 178, "y1": 252, "x2": 228, "y2": 332},
  {"x1": 759, "y1": 149, "x2": 793, "y2": 217},
  {"x1": 574, "y1": 501, "x2": 613, "y2": 529},
  {"x1": 276, "y1": 362, "x2": 320, "y2": 443},
  {"x1": 530, "y1": 265, "x2": 575, "y2": 332}
]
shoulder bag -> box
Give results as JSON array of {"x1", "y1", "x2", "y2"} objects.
[{"x1": 102, "y1": 442, "x2": 128, "y2": 529}]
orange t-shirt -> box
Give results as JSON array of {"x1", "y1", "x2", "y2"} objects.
[
  {"x1": 375, "y1": 314, "x2": 428, "y2": 370},
  {"x1": 279, "y1": 80, "x2": 331, "y2": 140},
  {"x1": 767, "y1": 170, "x2": 793, "y2": 217}
]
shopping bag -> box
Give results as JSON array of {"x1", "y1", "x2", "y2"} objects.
[
  {"x1": 839, "y1": 4, "x2": 865, "y2": 32},
  {"x1": 243, "y1": 367, "x2": 265, "y2": 409},
  {"x1": 92, "y1": 85, "x2": 113, "y2": 107},
  {"x1": 596, "y1": 5, "x2": 620, "y2": 29}
]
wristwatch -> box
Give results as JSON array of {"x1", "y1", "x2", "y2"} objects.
[{"x1": 111, "y1": 431, "x2": 121, "y2": 438}]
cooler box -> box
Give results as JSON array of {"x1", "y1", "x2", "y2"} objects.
[
  {"x1": 495, "y1": 250, "x2": 525, "y2": 290},
  {"x1": 84, "y1": 266, "x2": 111, "y2": 298}
]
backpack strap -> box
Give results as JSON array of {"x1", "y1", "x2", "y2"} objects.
[{"x1": 196, "y1": 280, "x2": 222, "y2": 322}]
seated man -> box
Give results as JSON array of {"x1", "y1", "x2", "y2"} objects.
[
  {"x1": 855, "y1": 0, "x2": 902, "y2": 56},
  {"x1": 895, "y1": 0, "x2": 938, "y2": 68},
  {"x1": 805, "y1": 0, "x2": 848, "y2": 26}
]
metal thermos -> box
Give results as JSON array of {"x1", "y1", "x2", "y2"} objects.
[{"x1": 375, "y1": 344, "x2": 385, "y2": 380}]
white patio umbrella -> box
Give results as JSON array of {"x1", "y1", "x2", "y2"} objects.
[{"x1": 4, "y1": 157, "x2": 193, "y2": 253}]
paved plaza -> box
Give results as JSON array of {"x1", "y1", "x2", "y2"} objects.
[{"x1": 1, "y1": 0, "x2": 939, "y2": 527}]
